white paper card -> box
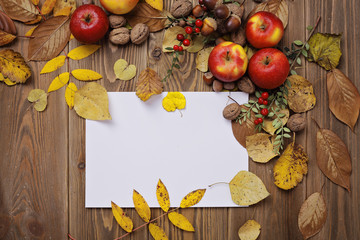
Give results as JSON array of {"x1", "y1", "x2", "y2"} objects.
[{"x1": 86, "y1": 92, "x2": 249, "y2": 208}]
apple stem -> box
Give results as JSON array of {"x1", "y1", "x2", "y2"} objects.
[
  {"x1": 264, "y1": 56, "x2": 270, "y2": 65},
  {"x1": 226, "y1": 51, "x2": 230, "y2": 61}
]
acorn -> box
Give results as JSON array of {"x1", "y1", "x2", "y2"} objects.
[
  {"x1": 201, "y1": 17, "x2": 217, "y2": 36},
  {"x1": 192, "y1": 5, "x2": 205, "y2": 18},
  {"x1": 203, "y1": 0, "x2": 221, "y2": 10},
  {"x1": 214, "y1": 4, "x2": 230, "y2": 19},
  {"x1": 225, "y1": 14, "x2": 241, "y2": 33},
  {"x1": 203, "y1": 72, "x2": 215, "y2": 85}
]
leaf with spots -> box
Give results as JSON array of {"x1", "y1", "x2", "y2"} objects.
[
  {"x1": 180, "y1": 189, "x2": 206, "y2": 208},
  {"x1": 285, "y1": 75, "x2": 316, "y2": 113},
  {"x1": 0, "y1": 49, "x2": 31, "y2": 83},
  {"x1": 149, "y1": 223, "x2": 168, "y2": 240},
  {"x1": 40, "y1": 55, "x2": 66, "y2": 74},
  {"x1": 47, "y1": 72, "x2": 69, "y2": 92},
  {"x1": 54, "y1": 0, "x2": 76, "y2": 16},
  {"x1": 238, "y1": 219, "x2": 261, "y2": 240},
  {"x1": 133, "y1": 190, "x2": 151, "y2": 223},
  {"x1": 65, "y1": 82, "x2": 77, "y2": 109},
  {"x1": 246, "y1": 133, "x2": 279, "y2": 163},
  {"x1": 111, "y1": 201, "x2": 133, "y2": 233},
  {"x1": 67, "y1": 44, "x2": 101, "y2": 60},
  {"x1": 71, "y1": 69, "x2": 102, "y2": 81},
  {"x1": 156, "y1": 179, "x2": 170, "y2": 212},
  {"x1": 316, "y1": 128, "x2": 352, "y2": 191},
  {"x1": 0, "y1": 72, "x2": 16, "y2": 86},
  {"x1": 168, "y1": 212, "x2": 195, "y2": 232}
]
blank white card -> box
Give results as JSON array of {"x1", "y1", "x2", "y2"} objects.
[{"x1": 86, "y1": 92, "x2": 248, "y2": 208}]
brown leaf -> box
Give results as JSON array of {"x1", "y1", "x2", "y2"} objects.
[
  {"x1": 0, "y1": 0, "x2": 39, "y2": 23},
  {"x1": 231, "y1": 105, "x2": 256, "y2": 148},
  {"x1": 248, "y1": 0, "x2": 289, "y2": 28},
  {"x1": 327, "y1": 69, "x2": 360, "y2": 130},
  {"x1": 0, "y1": 31, "x2": 16, "y2": 47},
  {"x1": 286, "y1": 75, "x2": 316, "y2": 113},
  {"x1": 28, "y1": 16, "x2": 70, "y2": 61},
  {"x1": 136, "y1": 68, "x2": 164, "y2": 102},
  {"x1": 125, "y1": 3, "x2": 168, "y2": 33},
  {"x1": 298, "y1": 192, "x2": 327, "y2": 240},
  {"x1": 0, "y1": 49, "x2": 31, "y2": 83},
  {"x1": 0, "y1": 10, "x2": 17, "y2": 35},
  {"x1": 24, "y1": 15, "x2": 42, "y2": 25},
  {"x1": 316, "y1": 128, "x2": 352, "y2": 191}
]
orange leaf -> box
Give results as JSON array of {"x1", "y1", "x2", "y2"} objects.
[
  {"x1": 136, "y1": 67, "x2": 163, "y2": 101},
  {"x1": 54, "y1": 6, "x2": 72, "y2": 17},
  {"x1": 41, "y1": 0, "x2": 57, "y2": 15}
]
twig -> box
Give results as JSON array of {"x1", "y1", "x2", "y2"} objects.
[
  {"x1": 68, "y1": 233, "x2": 77, "y2": 240},
  {"x1": 208, "y1": 182, "x2": 229, "y2": 188}
]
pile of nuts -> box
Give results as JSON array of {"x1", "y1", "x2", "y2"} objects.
[{"x1": 108, "y1": 15, "x2": 150, "y2": 45}]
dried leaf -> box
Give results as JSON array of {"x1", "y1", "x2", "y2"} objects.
[
  {"x1": 31, "y1": 0, "x2": 39, "y2": 5},
  {"x1": 168, "y1": 212, "x2": 195, "y2": 232},
  {"x1": 125, "y1": 3, "x2": 167, "y2": 33},
  {"x1": 238, "y1": 220, "x2": 261, "y2": 240},
  {"x1": 25, "y1": 26, "x2": 37, "y2": 37},
  {"x1": 162, "y1": 26, "x2": 187, "y2": 52},
  {"x1": 41, "y1": 0, "x2": 57, "y2": 15},
  {"x1": 145, "y1": 0, "x2": 163, "y2": 11},
  {"x1": 133, "y1": 190, "x2": 151, "y2": 223},
  {"x1": 273, "y1": 142, "x2": 308, "y2": 190},
  {"x1": 186, "y1": 34, "x2": 206, "y2": 53},
  {"x1": 0, "y1": 0, "x2": 38, "y2": 23},
  {"x1": 162, "y1": 92, "x2": 186, "y2": 112},
  {"x1": 156, "y1": 179, "x2": 170, "y2": 212},
  {"x1": 114, "y1": 59, "x2": 136, "y2": 81},
  {"x1": 180, "y1": 189, "x2": 206, "y2": 208},
  {"x1": 28, "y1": 16, "x2": 70, "y2": 61},
  {"x1": 316, "y1": 128, "x2": 352, "y2": 191},
  {"x1": 286, "y1": 75, "x2": 316, "y2": 113},
  {"x1": 65, "y1": 82, "x2": 77, "y2": 109},
  {"x1": 308, "y1": 33, "x2": 342, "y2": 70},
  {"x1": 246, "y1": 133, "x2": 278, "y2": 163},
  {"x1": 232, "y1": 105, "x2": 256, "y2": 148},
  {"x1": 0, "y1": 10, "x2": 17, "y2": 46},
  {"x1": 53, "y1": 6, "x2": 72, "y2": 16},
  {"x1": 54, "y1": 0, "x2": 76, "y2": 15},
  {"x1": 136, "y1": 68, "x2": 164, "y2": 102},
  {"x1": 24, "y1": 15, "x2": 41, "y2": 25},
  {"x1": 27, "y1": 89, "x2": 48, "y2": 112},
  {"x1": 0, "y1": 30, "x2": 16, "y2": 47},
  {"x1": 40, "y1": 55, "x2": 66, "y2": 74},
  {"x1": 111, "y1": 201, "x2": 133, "y2": 233},
  {"x1": 73, "y1": 82, "x2": 111, "y2": 120},
  {"x1": 229, "y1": 171, "x2": 270, "y2": 206},
  {"x1": 298, "y1": 192, "x2": 327, "y2": 240},
  {"x1": 0, "y1": 49, "x2": 31, "y2": 83},
  {"x1": 327, "y1": 69, "x2": 360, "y2": 130},
  {"x1": 263, "y1": 105, "x2": 289, "y2": 135},
  {"x1": 0, "y1": 72, "x2": 16, "y2": 86},
  {"x1": 71, "y1": 69, "x2": 102, "y2": 81},
  {"x1": 196, "y1": 47, "x2": 214, "y2": 72},
  {"x1": 67, "y1": 44, "x2": 101, "y2": 60},
  {"x1": 248, "y1": 0, "x2": 289, "y2": 28},
  {"x1": 47, "y1": 72, "x2": 69, "y2": 92},
  {"x1": 149, "y1": 223, "x2": 168, "y2": 240}
]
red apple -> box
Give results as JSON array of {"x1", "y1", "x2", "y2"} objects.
[
  {"x1": 246, "y1": 11, "x2": 284, "y2": 49},
  {"x1": 100, "y1": 0, "x2": 139, "y2": 15},
  {"x1": 70, "y1": 4, "x2": 109, "y2": 44},
  {"x1": 248, "y1": 48, "x2": 290, "y2": 89},
  {"x1": 208, "y1": 42, "x2": 248, "y2": 83}
]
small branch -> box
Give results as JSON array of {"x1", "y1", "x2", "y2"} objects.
[
  {"x1": 228, "y1": 96, "x2": 240, "y2": 105},
  {"x1": 35, "y1": 5, "x2": 46, "y2": 21},
  {"x1": 208, "y1": 182, "x2": 229, "y2": 188},
  {"x1": 68, "y1": 233, "x2": 77, "y2": 240}
]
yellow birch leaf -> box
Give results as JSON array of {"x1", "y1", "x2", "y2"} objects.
[
  {"x1": 111, "y1": 201, "x2": 133, "y2": 233},
  {"x1": 136, "y1": 68, "x2": 163, "y2": 102},
  {"x1": 145, "y1": 0, "x2": 163, "y2": 11},
  {"x1": 162, "y1": 92, "x2": 186, "y2": 112},
  {"x1": 25, "y1": 26, "x2": 38, "y2": 37},
  {"x1": 54, "y1": 0, "x2": 76, "y2": 15},
  {"x1": 180, "y1": 189, "x2": 206, "y2": 208},
  {"x1": 168, "y1": 212, "x2": 195, "y2": 232},
  {"x1": 114, "y1": 59, "x2": 136, "y2": 81},
  {"x1": 196, "y1": 47, "x2": 214, "y2": 72},
  {"x1": 133, "y1": 189, "x2": 151, "y2": 223},
  {"x1": 273, "y1": 142, "x2": 308, "y2": 190},
  {"x1": 27, "y1": 89, "x2": 48, "y2": 112},
  {"x1": 53, "y1": 6, "x2": 72, "y2": 16},
  {"x1": 41, "y1": 0, "x2": 57, "y2": 15},
  {"x1": 31, "y1": 0, "x2": 39, "y2": 5},
  {"x1": 73, "y1": 82, "x2": 111, "y2": 120},
  {"x1": 47, "y1": 72, "x2": 70, "y2": 92},
  {"x1": 67, "y1": 45, "x2": 101, "y2": 60},
  {"x1": 40, "y1": 55, "x2": 66, "y2": 74},
  {"x1": 71, "y1": 69, "x2": 102, "y2": 81},
  {"x1": 229, "y1": 171, "x2": 270, "y2": 206},
  {"x1": 285, "y1": 75, "x2": 316, "y2": 113},
  {"x1": 149, "y1": 223, "x2": 168, "y2": 240},
  {"x1": 0, "y1": 49, "x2": 31, "y2": 83},
  {"x1": 246, "y1": 133, "x2": 279, "y2": 163},
  {"x1": 65, "y1": 82, "x2": 77, "y2": 109},
  {"x1": 238, "y1": 220, "x2": 261, "y2": 240},
  {"x1": 156, "y1": 179, "x2": 170, "y2": 212}
]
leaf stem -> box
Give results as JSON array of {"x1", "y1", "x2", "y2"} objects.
[{"x1": 208, "y1": 182, "x2": 229, "y2": 188}]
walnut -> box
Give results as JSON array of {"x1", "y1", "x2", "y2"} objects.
[
  {"x1": 170, "y1": 0, "x2": 193, "y2": 18},
  {"x1": 109, "y1": 15, "x2": 126, "y2": 29},
  {"x1": 237, "y1": 76, "x2": 255, "y2": 94},
  {"x1": 223, "y1": 103, "x2": 241, "y2": 120},
  {"x1": 231, "y1": 26, "x2": 246, "y2": 46},
  {"x1": 130, "y1": 23, "x2": 150, "y2": 45},
  {"x1": 287, "y1": 114, "x2": 306, "y2": 132},
  {"x1": 109, "y1": 28, "x2": 130, "y2": 45},
  {"x1": 212, "y1": 80, "x2": 223, "y2": 92},
  {"x1": 226, "y1": 3, "x2": 245, "y2": 19}
]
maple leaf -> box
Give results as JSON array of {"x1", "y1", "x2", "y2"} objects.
[
  {"x1": 0, "y1": 49, "x2": 31, "y2": 83},
  {"x1": 136, "y1": 68, "x2": 163, "y2": 102}
]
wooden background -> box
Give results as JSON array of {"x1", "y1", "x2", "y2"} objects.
[{"x1": 1, "y1": 0, "x2": 359, "y2": 239}]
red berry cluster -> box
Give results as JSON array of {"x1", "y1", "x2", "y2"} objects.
[
  {"x1": 254, "y1": 92, "x2": 269, "y2": 125},
  {"x1": 198, "y1": 0, "x2": 207, "y2": 11}
]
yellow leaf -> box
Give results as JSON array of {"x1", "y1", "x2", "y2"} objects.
[
  {"x1": 196, "y1": 47, "x2": 214, "y2": 72},
  {"x1": 111, "y1": 201, "x2": 133, "y2": 233},
  {"x1": 0, "y1": 49, "x2": 31, "y2": 83},
  {"x1": 273, "y1": 142, "x2": 308, "y2": 190},
  {"x1": 168, "y1": 212, "x2": 195, "y2": 232},
  {"x1": 114, "y1": 59, "x2": 136, "y2": 81},
  {"x1": 0, "y1": 73, "x2": 4, "y2": 81},
  {"x1": 238, "y1": 220, "x2": 261, "y2": 240},
  {"x1": 31, "y1": 0, "x2": 39, "y2": 5},
  {"x1": 136, "y1": 68, "x2": 163, "y2": 102},
  {"x1": 186, "y1": 34, "x2": 206, "y2": 53},
  {"x1": 229, "y1": 171, "x2": 270, "y2": 206},
  {"x1": 149, "y1": 223, "x2": 168, "y2": 240},
  {"x1": 133, "y1": 190, "x2": 151, "y2": 223},
  {"x1": 53, "y1": 6, "x2": 72, "y2": 16},
  {"x1": 286, "y1": 75, "x2": 316, "y2": 113},
  {"x1": 180, "y1": 189, "x2": 206, "y2": 208},
  {"x1": 70, "y1": 34, "x2": 75, "y2": 41},
  {"x1": 40, "y1": 55, "x2": 66, "y2": 74},
  {"x1": 47, "y1": 72, "x2": 70, "y2": 92},
  {"x1": 65, "y1": 82, "x2": 77, "y2": 109},
  {"x1": 71, "y1": 69, "x2": 102, "y2": 81},
  {"x1": 67, "y1": 45, "x2": 101, "y2": 60},
  {"x1": 41, "y1": 0, "x2": 57, "y2": 15},
  {"x1": 246, "y1": 133, "x2": 279, "y2": 163},
  {"x1": 25, "y1": 15, "x2": 42, "y2": 25},
  {"x1": 0, "y1": 73, "x2": 16, "y2": 86},
  {"x1": 27, "y1": 89, "x2": 48, "y2": 112},
  {"x1": 162, "y1": 92, "x2": 186, "y2": 112},
  {"x1": 25, "y1": 26, "x2": 38, "y2": 37},
  {"x1": 156, "y1": 179, "x2": 170, "y2": 212},
  {"x1": 145, "y1": 0, "x2": 163, "y2": 11},
  {"x1": 262, "y1": 104, "x2": 289, "y2": 135},
  {"x1": 73, "y1": 82, "x2": 111, "y2": 120},
  {"x1": 0, "y1": 30, "x2": 16, "y2": 47},
  {"x1": 54, "y1": 0, "x2": 76, "y2": 16}
]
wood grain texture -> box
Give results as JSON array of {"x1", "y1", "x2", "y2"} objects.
[{"x1": 1, "y1": 0, "x2": 360, "y2": 239}]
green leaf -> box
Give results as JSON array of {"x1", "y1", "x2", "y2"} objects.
[
  {"x1": 283, "y1": 98, "x2": 288, "y2": 105},
  {"x1": 286, "y1": 80, "x2": 292, "y2": 88},
  {"x1": 244, "y1": 103, "x2": 251, "y2": 108},
  {"x1": 305, "y1": 43, "x2": 310, "y2": 51},
  {"x1": 283, "y1": 133, "x2": 291, "y2": 138},
  {"x1": 255, "y1": 91, "x2": 261, "y2": 98},
  {"x1": 248, "y1": 100, "x2": 255, "y2": 104},
  {"x1": 252, "y1": 108, "x2": 259, "y2": 113},
  {"x1": 174, "y1": 64, "x2": 180, "y2": 69},
  {"x1": 278, "y1": 113, "x2": 286, "y2": 118},
  {"x1": 291, "y1": 70, "x2": 297, "y2": 75},
  {"x1": 283, "y1": 127, "x2": 291, "y2": 133},
  {"x1": 307, "y1": 25, "x2": 314, "y2": 31},
  {"x1": 241, "y1": 109, "x2": 247, "y2": 113},
  {"x1": 274, "y1": 122, "x2": 282, "y2": 129},
  {"x1": 255, "y1": 114, "x2": 263, "y2": 118},
  {"x1": 165, "y1": 47, "x2": 173, "y2": 50},
  {"x1": 296, "y1": 57, "x2": 302, "y2": 65},
  {"x1": 275, "y1": 135, "x2": 282, "y2": 140},
  {"x1": 294, "y1": 40, "x2": 303, "y2": 46},
  {"x1": 268, "y1": 112, "x2": 275, "y2": 118}
]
